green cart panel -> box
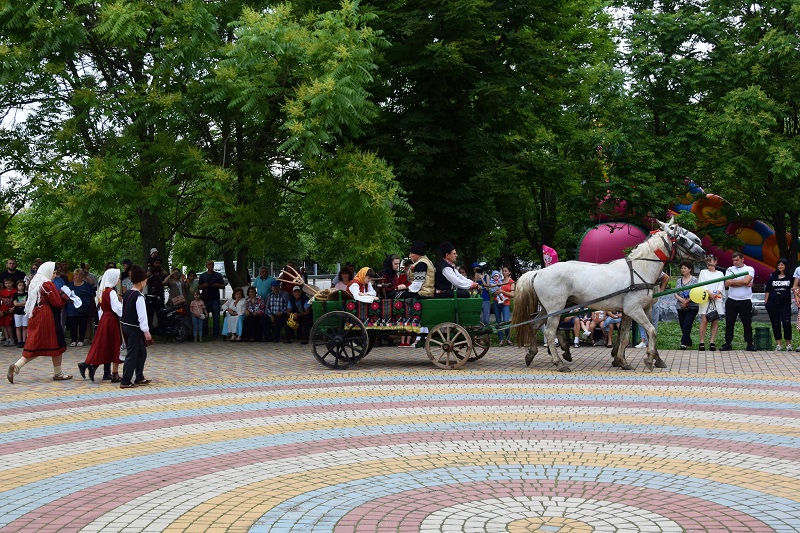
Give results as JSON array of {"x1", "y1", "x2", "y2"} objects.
[
  {"x1": 312, "y1": 299, "x2": 343, "y2": 317},
  {"x1": 419, "y1": 298, "x2": 482, "y2": 327}
]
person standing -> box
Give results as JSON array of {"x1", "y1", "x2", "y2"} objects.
[
  {"x1": 696, "y1": 255, "x2": 725, "y2": 351},
  {"x1": 66, "y1": 268, "x2": 96, "y2": 347},
  {"x1": 145, "y1": 259, "x2": 167, "y2": 328},
  {"x1": 189, "y1": 290, "x2": 207, "y2": 342},
  {"x1": 119, "y1": 265, "x2": 153, "y2": 389},
  {"x1": 493, "y1": 266, "x2": 515, "y2": 346},
  {"x1": 721, "y1": 251, "x2": 756, "y2": 351},
  {"x1": 12, "y1": 279, "x2": 28, "y2": 348},
  {"x1": 765, "y1": 258, "x2": 793, "y2": 351},
  {"x1": 78, "y1": 269, "x2": 123, "y2": 382},
  {"x1": 198, "y1": 259, "x2": 225, "y2": 339},
  {"x1": 7, "y1": 262, "x2": 72, "y2": 383},
  {"x1": 674, "y1": 259, "x2": 699, "y2": 350}
]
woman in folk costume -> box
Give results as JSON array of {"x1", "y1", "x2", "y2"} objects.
[
  {"x1": 347, "y1": 267, "x2": 379, "y2": 303},
  {"x1": 78, "y1": 268, "x2": 123, "y2": 382},
  {"x1": 7, "y1": 261, "x2": 72, "y2": 383}
]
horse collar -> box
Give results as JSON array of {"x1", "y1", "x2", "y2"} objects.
[{"x1": 654, "y1": 235, "x2": 676, "y2": 263}]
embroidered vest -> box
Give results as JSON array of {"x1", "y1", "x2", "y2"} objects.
[{"x1": 412, "y1": 256, "x2": 436, "y2": 298}]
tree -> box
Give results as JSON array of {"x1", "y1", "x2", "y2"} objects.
[
  {"x1": 695, "y1": 0, "x2": 800, "y2": 264},
  {"x1": 0, "y1": 0, "x2": 409, "y2": 281},
  {"x1": 358, "y1": 0, "x2": 619, "y2": 264}
]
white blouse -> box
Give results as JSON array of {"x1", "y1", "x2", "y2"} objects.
[{"x1": 348, "y1": 281, "x2": 377, "y2": 303}]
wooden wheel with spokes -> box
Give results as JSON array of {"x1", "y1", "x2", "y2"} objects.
[
  {"x1": 469, "y1": 328, "x2": 491, "y2": 361},
  {"x1": 310, "y1": 311, "x2": 368, "y2": 369},
  {"x1": 425, "y1": 323, "x2": 472, "y2": 369}
]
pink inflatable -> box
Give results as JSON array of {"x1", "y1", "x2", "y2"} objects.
[{"x1": 577, "y1": 223, "x2": 648, "y2": 264}]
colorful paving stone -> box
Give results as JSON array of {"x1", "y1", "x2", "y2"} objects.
[{"x1": 1, "y1": 342, "x2": 799, "y2": 532}]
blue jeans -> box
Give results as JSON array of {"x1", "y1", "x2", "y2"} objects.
[
  {"x1": 494, "y1": 304, "x2": 510, "y2": 341},
  {"x1": 481, "y1": 300, "x2": 491, "y2": 326},
  {"x1": 203, "y1": 299, "x2": 221, "y2": 337},
  {"x1": 192, "y1": 316, "x2": 203, "y2": 338}
]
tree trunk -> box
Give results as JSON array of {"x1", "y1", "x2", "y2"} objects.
[
  {"x1": 224, "y1": 247, "x2": 250, "y2": 290},
  {"x1": 139, "y1": 208, "x2": 163, "y2": 267}
]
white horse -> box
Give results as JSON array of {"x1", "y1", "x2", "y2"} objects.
[{"x1": 512, "y1": 218, "x2": 705, "y2": 372}]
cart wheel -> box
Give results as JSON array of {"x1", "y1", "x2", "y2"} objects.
[
  {"x1": 310, "y1": 311, "x2": 368, "y2": 369},
  {"x1": 426, "y1": 323, "x2": 472, "y2": 369},
  {"x1": 469, "y1": 330, "x2": 491, "y2": 361},
  {"x1": 365, "y1": 334, "x2": 375, "y2": 356}
]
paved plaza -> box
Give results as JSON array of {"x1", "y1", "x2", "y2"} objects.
[{"x1": 1, "y1": 340, "x2": 799, "y2": 532}]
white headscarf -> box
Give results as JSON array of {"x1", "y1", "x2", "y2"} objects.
[
  {"x1": 97, "y1": 268, "x2": 121, "y2": 303},
  {"x1": 25, "y1": 261, "x2": 56, "y2": 318}
]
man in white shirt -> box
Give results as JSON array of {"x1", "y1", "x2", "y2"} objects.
[
  {"x1": 434, "y1": 242, "x2": 478, "y2": 298},
  {"x1": 720, "y1": 252, "x2": 756, "y2": 351}
]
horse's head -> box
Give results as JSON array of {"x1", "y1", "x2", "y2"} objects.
[{"x1": 658, "y1": 217, "x2": 705, "y2": 259}]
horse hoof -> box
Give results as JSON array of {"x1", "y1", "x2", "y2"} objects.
[
  {"x1": 611, "y1": 359, "x2": 621, "y2": 368},
  {"x1": 563, "y1": 353, "x2": 573, "y2": 362},
  {"x1": 525, "y1": 353, "x2": 535, "y2": 366},
  {"x1": 559, "y1": 366, "x2": 572, "y2": 373},
  {"x1": 621, "y1": 364, "x2": 633, "y2": 371},
  {"x1": 654, "y1": 358, "x2": 667, "y2": 369},
  {"x1": 644, "y1": 361, "x2": 654, "y2": 371}
]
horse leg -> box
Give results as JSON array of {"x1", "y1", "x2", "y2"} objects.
[
  {"x1": 560, "y1": 330, "x2": 573, "y2": 363},
  {"x1": 525, "y1": 324, "x2": 539, "y2": 366},
  {"x1": 609, "y1": 315, "x2": 633, "y2": 370},
  {"x1": 627, "y1": 308, "x2": 659, "y2": 371},
  {"x1": 615, "y1": 318, "x2": 633, "y2": 370},
  {"x1": 545, "y1": 317, "x2": 570, "y2": 372}
]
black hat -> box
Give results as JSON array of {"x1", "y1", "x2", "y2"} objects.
[
  {"x1": 438, "y1": 242, "x2": 455, "y2": 256},
  {"x1": 409, "y1": 240, "x2": 427, "y2": 255}
]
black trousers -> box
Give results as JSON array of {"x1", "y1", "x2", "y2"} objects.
[
  {"x1": 270, "y1": 314, "x2": 287, "y2": 342},
  {"x1": 121, "y1": 325, "x2": 148, "y2": 385},
  {"x1": 766, "y1": 301, "x2": 792, "y2": 341},
  {"x1": 68, "y1": 315, "x2": 89, "y2": 343},
  {"x1": 677, "y1": 308, "x2": 698, "y2": 346},
  {"x1": 725, "y1": 298, "x2": 753, "y2": 345}
]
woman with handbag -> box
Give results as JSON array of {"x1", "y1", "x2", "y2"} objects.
[
  {"x1": 78, "y1": 268, "x2": 123, "y2": 382},
  {"x1": 163, "y1": 268, "x2": 188, "y2": 308},
  {"x1": 697, "y1": 254, "x2": 725, "y2": 351}
]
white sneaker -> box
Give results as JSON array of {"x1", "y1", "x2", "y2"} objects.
[
  {"x1": 573, "y1": 340, "x2": 580, "y2": 348},
  {"x1": 635, "y1": 342, "x2": 647, "y2": 349},
  {"x1": 580, "y1": 330, "x2": 590, "y2": 340},
  {"x1": 787, "y1": 344, "x2": 793, "y2": 351},
  {"x1": 76, "y1": 342, "x2": 84, "y2": 347},
  {"x1": 776, "y1": 345, "x2": 783, "y2": 352},
  {"x1": 69, "y1": 342, "x2": 77, "y2": 347}
]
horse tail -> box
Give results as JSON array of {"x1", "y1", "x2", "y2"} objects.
[{"x1": 511, "y1": 270, "x2": 539, "y2": 347}]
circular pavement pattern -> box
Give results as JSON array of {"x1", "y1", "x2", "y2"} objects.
[{"x1": 1, "y1": 370, "x2": 799, "y2": 532}]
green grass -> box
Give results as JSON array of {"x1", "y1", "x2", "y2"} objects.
[{"x1": 643, "y1": 319, "x2": 773, "y2": 350}]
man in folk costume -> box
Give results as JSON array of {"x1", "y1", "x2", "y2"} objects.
[
  {"x1": 8, "y1": 261, "x2": 72, "y2": 383},
  {"x1": 434, "y1": 242, "x2": 478, "y2": 298},
  {"x1": 405, "y1": 240, "x2": 436, "y2": 298},
  {"x1": 119, "y1": 265, "x2": 153, "y2": 389}
]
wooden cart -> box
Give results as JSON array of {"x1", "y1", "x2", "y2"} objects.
[{"x1": 309, "y1": 295, "x2": 491, "y2": 370}]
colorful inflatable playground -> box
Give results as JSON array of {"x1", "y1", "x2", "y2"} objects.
[{"x1": 577, "y1": 180, "x2": 793, "y2": 283}]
